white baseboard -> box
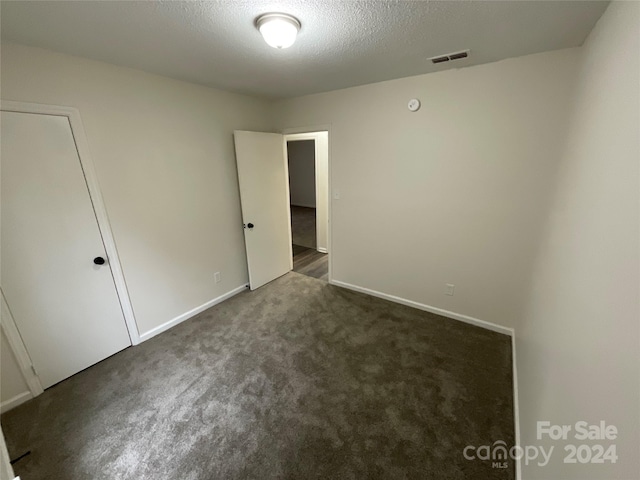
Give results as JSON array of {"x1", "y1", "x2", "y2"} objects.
[
  {"x1": 0, "y1": 391, "x2": 32, "y2": 413},
  {"x1": 512, "y1": 334, "x2": 522, "y2": 480},
  {"x1": 329, "y1": 279, "x2": 514, "y2": 336},
  {"x1": 317, "y1": 247, "x2": 328, "y2": 253},
  {"x1": 139, "y1": 285, "x2": 248, "y2": 342}
]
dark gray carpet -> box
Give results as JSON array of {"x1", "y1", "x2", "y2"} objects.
[
  {"x1": 291, "y1": 206, "x2": 316, "y2": 249},
  {"x1": 2, "y1": 272, "x2": 514, "y2": 479}
]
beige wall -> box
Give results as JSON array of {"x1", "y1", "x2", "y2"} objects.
[
  {"x1": 516, "y1": 2, "x2": 640, "y2": 478},
  {"x1": 275, "y1": 48, "x2": 580, "y2": 329},
  {"x1": 1, "y1": 43, "x2": 273, "y2": 337}
]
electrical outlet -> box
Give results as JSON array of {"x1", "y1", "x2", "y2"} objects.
[
  {"x1": 214, "y1": 272, "x2": 221, "y2": 283},
  {"x1": 445, "y1": 284, "x2": 455, "y2": 296}
]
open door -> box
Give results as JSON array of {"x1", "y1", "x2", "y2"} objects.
[{"x1": 234, "y1": 131, "x2": 292, "y2": 290}]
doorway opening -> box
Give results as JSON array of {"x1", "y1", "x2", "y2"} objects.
[{"x1": 285, "y1": 132, "x2": 329, "y2": 282}]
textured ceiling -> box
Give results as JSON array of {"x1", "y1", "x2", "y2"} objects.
[{"x1": 1, "y1": 1, "x2": 609, "y2": 99}]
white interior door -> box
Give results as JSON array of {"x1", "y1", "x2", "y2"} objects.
[
  {"x1": 1, "y1": 111, "x2": 131, "y2": 389},
  {"x1": 234, "y1": 131, "x2": 292, "y2": 290}
]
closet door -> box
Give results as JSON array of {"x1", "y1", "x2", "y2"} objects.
[{"x1": 1, "y1": 111, "x2": 130, "y2": 388}]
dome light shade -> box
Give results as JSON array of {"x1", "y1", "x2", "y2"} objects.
[{"x1": 256, "y1": 13, "x2": 300, "y2": 49}]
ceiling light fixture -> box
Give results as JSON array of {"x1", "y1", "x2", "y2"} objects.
[{"x1": 255, "y1": 13, "x2": 300, "y2": 49}]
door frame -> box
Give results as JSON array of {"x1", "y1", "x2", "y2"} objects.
[
  {"x1": 1, "y1": 427, "x2": 15, "y2": 480},
  {"x1": 1, "y1": 288, "x2": 44, "y2": 400},
  {"x1": 1, "y1": 100, "x2": 141, "y2": 350},
  {"x1": 282, "y1": 125, "x2": 332, "y2": 282}
]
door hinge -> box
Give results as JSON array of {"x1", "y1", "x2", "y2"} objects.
[{"x1": 31, "y1": 365, "x2": 38, "y2": 377}]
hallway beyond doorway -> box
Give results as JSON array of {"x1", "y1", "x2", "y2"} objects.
[
  {"x1": 292, "y1": 244, "x2": 328, "y2": 281},
  {"x1": 290, "y1": 206, "x2": 316, "y2": 249}
]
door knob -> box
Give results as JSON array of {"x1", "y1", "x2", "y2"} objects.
[
  {"x1": 246, "y1": 223, "x2": 254, "y2": 229},
  {"x1": 93, "y1": 256, "x2": 106, "y2": 265}
]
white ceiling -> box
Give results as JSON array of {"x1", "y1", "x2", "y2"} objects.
[{"x1": 1, "y1": 1, "x2": 609, "y2": 99}]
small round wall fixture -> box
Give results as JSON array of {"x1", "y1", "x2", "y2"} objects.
[
  {"x1": 256, "y1": 13, "x2": 301, "y2": 49},
  {"x1": 408, "y1": 98, "x2": 421, "y2": 112}
]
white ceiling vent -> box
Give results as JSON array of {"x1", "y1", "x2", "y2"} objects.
[{"x1": 430, "y1": 50, "x2": 470, "y2": 64}]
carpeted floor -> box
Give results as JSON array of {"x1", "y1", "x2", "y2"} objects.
[
  {"x1": 291, "y1": 206, "x2": 316, "y2": 249},
  {"x1": 2, "y1": 272, "x2": 514, "y2": 480}
]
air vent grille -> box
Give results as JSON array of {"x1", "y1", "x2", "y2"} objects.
[
  {"x1": 430, "y1": 50, "x2": 470, "y2": 64},
  {"x1": 431, "y1": 56, "x2": 449, "y2": 64}
]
